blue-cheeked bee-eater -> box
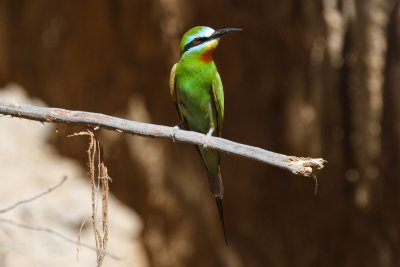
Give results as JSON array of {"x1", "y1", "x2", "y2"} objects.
[{"x1": 169, "y1": 26, "x2": 241, "y2": 244}]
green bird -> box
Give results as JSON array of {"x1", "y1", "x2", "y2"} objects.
[{"x1": 169, "y1": 26, "x2": 241, "y2": 244}]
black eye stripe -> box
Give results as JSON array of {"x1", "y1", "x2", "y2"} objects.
[
  {"x1": 195, "y1": 37, "x2": 208, "y2": 42},
  {"x1": 182, "y1": 36, "x2": 211, "y2": 54}
]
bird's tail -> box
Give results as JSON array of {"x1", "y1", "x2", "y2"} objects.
[
  {"x1": 215, "y1": 197, "x2": 228, "y2": 245},
  {"x1": 207, "y1": 170, "x2": 228, "y2": 245},
  {"x1": 197, "y1": 146, "x2": 228, "y2": 244},
  {"x1": 206, "y1": 166, "x2": 223, "y2": 198}
]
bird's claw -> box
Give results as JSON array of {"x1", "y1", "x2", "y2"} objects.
[
  {"x1": 170, "y1": 121, "x2": 186, "y2": 142},
  {"x1": 202, "y1": 127, "x2": 214, "y2": 150},
  {"x1": 170, "y1": 125, "x2": 180, "y2": 142}
]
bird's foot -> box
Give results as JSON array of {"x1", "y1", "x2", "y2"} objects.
[
  {"x1": 170, "y1": 126, "x2": 180, "y2": 142},
  {"x1": 170, "y1": 121, "x2": 185, "y2": 142},
  {"x1": 202, "y1": 127, "x2": 214, "y2": 150}
]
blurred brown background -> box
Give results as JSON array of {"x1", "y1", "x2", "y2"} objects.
[{"x1": 1, "y1": 0, "x2": 400, "y2": 266}]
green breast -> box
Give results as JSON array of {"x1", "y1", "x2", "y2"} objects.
[{"x1": 175, "y1": 56, "x2": 218, "y2": 134}]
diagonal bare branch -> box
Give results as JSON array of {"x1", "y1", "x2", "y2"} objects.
[
  {"x1": 0, "y1": 176, "x2": 67, "y2": 214},
  {"x1": 0, "y1": 218, "x2": 121, "y2": 260},
  {"x1": 0, "y1": 101, "x2": 327, "y2": 178}
]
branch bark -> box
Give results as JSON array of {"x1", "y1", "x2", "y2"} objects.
[{"x1": 0, "y1": 101, "x2": 326, "y2": 178}]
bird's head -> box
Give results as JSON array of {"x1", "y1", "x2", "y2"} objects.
[{"x1": 180, "y1": 26, "x2": 241, "y2": 62}]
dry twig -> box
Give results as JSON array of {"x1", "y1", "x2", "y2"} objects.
[
  {"x1": 0, "y1": 218, "x2": 121, "y2": 260},
  {"x1": 69, "y1": 130, "x2": 110, "y2": 266},
  {"x1": 0, "y1": 176, "x2": 67, "y2": 213},
  {"x1": 0, "y1": 102, "x2": 327, "y2": 179},
  {"x1": 77, "y1": 216, "x2": 90, "y2": 260},
  {"x1": 0, "y1": 175, "x2": 119, "y2": 260}
]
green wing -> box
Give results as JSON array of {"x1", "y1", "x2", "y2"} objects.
[
  {"x1": 212, "y1": 72, "x2": 224, "y2": 137},
  {"x1": 169, "y1": 63, "x2": 178, "y2": 105},
  {"x1": 169, "y1": 63, "x2": 185, "y2": 122}
]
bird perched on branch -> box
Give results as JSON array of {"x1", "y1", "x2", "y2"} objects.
[{"x1": 169, "y1": 26, "x2": 241, "y2": 244}]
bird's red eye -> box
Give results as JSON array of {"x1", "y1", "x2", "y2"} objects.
[{"x1": 194, "y1": 38, "x2": 200, "y2": 44}]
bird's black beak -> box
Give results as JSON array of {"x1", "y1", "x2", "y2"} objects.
[{"x1": 211, "y1": 28, "x2": 242, "y2": 39}]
